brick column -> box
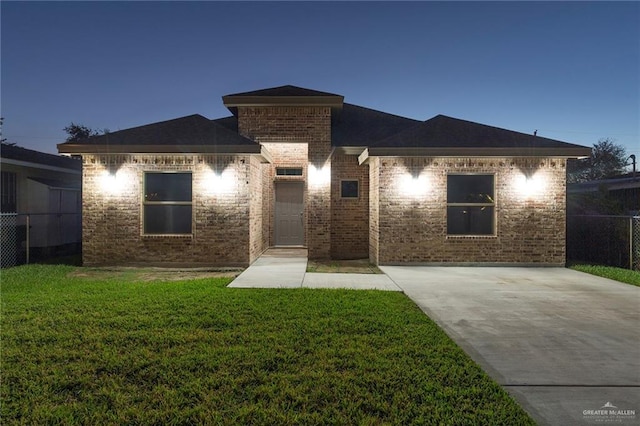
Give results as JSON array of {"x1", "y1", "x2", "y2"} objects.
[{"x1": 306, "y1": 107, "x2": 332, "y2": 259}]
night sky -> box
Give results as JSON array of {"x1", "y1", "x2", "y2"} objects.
[{"x1": 2, "y1": 1, "x2": 638, "y2": 162}]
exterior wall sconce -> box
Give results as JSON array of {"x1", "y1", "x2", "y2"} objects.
[
  {"x1": 100, "y1": 169, "x2": 127, "y2": 195},
  {"x1": 515, "y1": 173, "x2": 546, "y2": 199},
  {"x1": 400, "y1": 173, "x2": 429, "y2": 197},
  {"x1": 309, "y1": 164, "x2": 330, "y2": 186},
  {"x1": 203, "y1": 168, "x2": 236, "y2": 195}
]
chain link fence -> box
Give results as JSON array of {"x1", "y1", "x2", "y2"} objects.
[
  {"x1": 567, "y1": 215, "x2": 640, "y2": 270},
  {"x1": 0, "y1": 213, "x2": 81, "y2": 268}
]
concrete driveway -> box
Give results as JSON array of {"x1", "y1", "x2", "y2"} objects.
[{"x1": 381, "y1": 266, "x2": 640, "y2": 426}]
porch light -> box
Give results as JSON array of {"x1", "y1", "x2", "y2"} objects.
[
  {"x1": 400, "y1": 173, "x2": 429, "y2": 197},
  {"x1": 100, "y1": 169, "x2": 128, "y2": 195},
  {"x1": 309, "y1": 164, "x2": 330, "y2": 186},
  {"x1": 203, "y1": 168, "x2": 236, "y2": 195},
  {"x1": 515, "y1": 173, "x2": 546, "y2": 199}
]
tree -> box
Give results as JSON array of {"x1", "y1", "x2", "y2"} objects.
[
  {"x1": 0, "y1": 117, "x2": 16, "y2": 146},
  {"x1": 567, "y1": 138, "x2": 628, "y2": 183},
  {"x1": 63, "y1": 123, "x2": 101, "y2": 142}
]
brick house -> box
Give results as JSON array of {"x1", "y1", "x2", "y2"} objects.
[{"x1": 58, "y1": 85, "x2": 590, "y2": 267}]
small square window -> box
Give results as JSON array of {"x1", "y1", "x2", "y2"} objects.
[{"x1": 341, "y1": 180, "x2": 359, "y2": 198}]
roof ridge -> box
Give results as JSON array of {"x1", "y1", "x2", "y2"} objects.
[
  {"x1": 427, "y1": 114, "x2": 567, "y2": 142},
  {"x1": 92, "y1": 113, "x2": 209, "y2": 137},
  {"x1": 224, "y1": 85, "x2": 343, "y2": 98},
  {"x1": 57, "y1": 113, "x2": 260, "y2": 151},
  {"x1": 342, "y1": 102, "x2": 421, "y2": 123},
  {"x1": 369, "y1": 113, "x2": 585, "y2": 149}
]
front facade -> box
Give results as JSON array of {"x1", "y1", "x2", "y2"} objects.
[{"x1": 58, "y1": 85, "x2": 590, "y2": 267}]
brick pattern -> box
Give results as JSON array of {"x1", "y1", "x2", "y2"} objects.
[
  {"x1": 305, "y1": 107, "x2": 332, "y2": 260},
  {"x1": 371, "y1": 157, "x2": 567, "y2": 265},
  {"x1": 369, "y1": 158, "x2": 380, "y2": 264},
  {"x1": 331, "y1": 154, "x2": 369, "y2": 259},
  {"x1": 249, "y1": 156, "x2": 269, "y2": 262},
  {"x1": 237, "y1": 106, "x2": 331, "y2": 143},
  {"x1": 81, "y1": 108, "x2": 570, "y2": 266},
  {"x1": 81, "y1": 154, "x2": 254, "y2": 266},
  {"x1": 237, "y1": 106, "x2": 332, "y2": 259}
]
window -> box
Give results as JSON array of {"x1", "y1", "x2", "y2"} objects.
[
  {"x1": 341, "y1": 180, "x2": 359, "y2": 198},
  {"x1": 143, "y1": 172, "x2": 192, "y2": 235},
  {"x1": 276, "y1": 168, "x2": 303, "y2": 176},
  {"x1": 1, "y1": 171, "x2": 17, "y2": 212},
  {"x1": 447, "y1": 174, "x2": 494, "y2": 235}
]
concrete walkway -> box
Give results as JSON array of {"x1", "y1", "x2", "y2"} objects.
[
  {"x1": 230, "y1": 254, "x2": 639, "y2": 424},
  {"x1": 381, "y1": 266, "x2": 640, "y2": 426},
  {"x1": 228, "y1": 248, "x2": 401, "y2": 291}
]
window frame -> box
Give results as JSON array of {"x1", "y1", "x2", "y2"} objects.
[
  {"x1": 446, "y1": 173, "x2": 496, "y2": 236},
  {"x1": 340, "y1": 179, "x2": 359, "y2": 199},
  {"x1": 142, "y1": 171, "x2": 193, "y2": 236},
  {"x1": 276, "y1": 167, "x2": 303, "y2": 176}
]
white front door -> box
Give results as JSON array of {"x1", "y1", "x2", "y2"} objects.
[{"x1": 275, "y1": 182, "x2": 304, "y2": 246}]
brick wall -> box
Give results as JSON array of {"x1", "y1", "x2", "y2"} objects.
[
  {"x1": 237, "y1": 106, "x2": 332, "y2": 259},
  {"x1": 82, "y1": 154, "x2": 254, "y2": 266},
  {"x1": 331, "y1": 153, "x2": 369, "y2": 259},
  {"x1": 237, "y1": 106, "x2": 330, "y2": 144},
  {"x1": 369, "y1": 158, "x2": 380, "y2": 264},
  {"x1": 249, "y1": 156, "x2": 269, "y2": 262},
  {"x1": 371, "y1": 157, "x2": 567, "y2": 265}
]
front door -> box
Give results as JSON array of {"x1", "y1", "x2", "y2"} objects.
[{"x1": 275, "y1": 182, "x2": 304, "y2": 246}]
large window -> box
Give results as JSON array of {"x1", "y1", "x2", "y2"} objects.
[
  {"x1": 143, "y1": 172, "x2": 192, "y2": 235},
  {"x1": 447, "y1": 174, "x2": 495, "y2": 235}
]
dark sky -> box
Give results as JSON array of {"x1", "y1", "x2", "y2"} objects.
[{"x1": 2, "y1": 1, "x2": 638, "y2": 160}]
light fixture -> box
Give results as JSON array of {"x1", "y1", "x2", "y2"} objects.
[
  {"x1": 204, "y1": 168, "x2": 236, "y2": 195},
  {"x1": 100, "y1": 169, "x2": 127, "y2": 195},
  {"x1": 400, "y1": 173, "x2": 429, "y2": 196},
  {"x1": 515, "y1": 173, "x2": 545, "y2": 199},
  {"x1": 308, "y1": 164, "x2": 330, "y2": 186}
]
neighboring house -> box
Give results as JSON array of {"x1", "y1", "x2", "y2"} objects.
[
  {"x1": 566, "y1": 173, "x2": 640, "y2": 270},
  {"x1": 58, "y1": 85, "x2": 590, "y2": 267},
  {"x1": 567, "y1": 172, "x2": 640, "y2": 215},
  {"x1": 1, "y1": 144, "x2": 82, "y2": 265}
]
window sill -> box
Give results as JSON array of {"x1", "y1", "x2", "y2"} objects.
[
  {"x1": 142, "y1": 234, "x2": 193, "y2": 239},
  {"x1": 446, "y1": 235, "x2": 497, "y2": 240}
]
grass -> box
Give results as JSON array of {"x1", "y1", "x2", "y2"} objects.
[
  {"x1": 306, "y1": 259, "x2": 383, "y2": 274},
  {"x1": 569, "y1": 263, "x2": 640, "y2": 286},
  {"x1": 1, "y1": 264, "x2": 534, "y2": 425}
]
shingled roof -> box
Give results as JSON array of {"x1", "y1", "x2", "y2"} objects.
[
  {"x1": 57, "y1": 114, "x2": 269, "y2": 158},
  {"x1": 222, "y1": 85, "x2": 344, "y2": 116},
  {"x1": 224, "y1": 85, "x2": 342, "y2": 98},
  {"x1": 359, "y1": 114, "x2": 591, "y2": 160},
  {"x1": 212, "y1": 104, "x2": 421, "y2": 148},
  {"x1": 56, "y1": 85, "x2": 590, "y2": 160},
  {"x1": 332, "y1": 103, "x2": 421, "y2": 147},
  {"x1": 1, "y1": 143, "x2": 81, "y2": 171}
]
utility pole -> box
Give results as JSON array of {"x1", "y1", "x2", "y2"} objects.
[{"x1": 628, "y1": 154, "x2": 637, "y2": 181}]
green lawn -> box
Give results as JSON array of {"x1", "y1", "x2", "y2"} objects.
[
  {"x1": 1, "y1": 265, "x2": 534, "y2": 425},
  {"x1": 569, "y1": 263, "x2": 640, "y2": 286}
]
